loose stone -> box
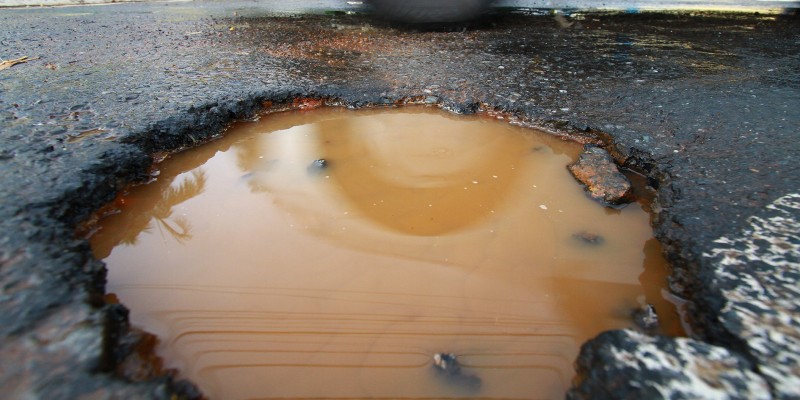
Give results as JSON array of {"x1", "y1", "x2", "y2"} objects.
[
  {"x1": 632, "y1": 304, "x2": 660, "y2": 334},
  {"x1": 573, "y1": 230, "x2": 605, "y2": 245},
  {"x1": 307, "y1": 158, "x2": 329, "y2": 174},
  {"x1": 568, "y1": 145, "x2": 633, "y2": 206},
  {"x1": 432, "y1": 353, "x2": 482, "y2": 392}
]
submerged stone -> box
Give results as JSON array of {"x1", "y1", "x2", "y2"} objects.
[
  {"x1": 433, "y1": 352, "x2": 460, "y2": 373},
  {"x1": 432, "y1": 353, "x2": 482, "y2": 392},
  {"x1": 568, "y1": 145, "x2": 633, "y2": 206},
  {"x1": 307, "y1": 158, "x2": 329, "y2": 174},
  {"x1": 573, "y1": 230, "x2": 605, "y2": 245}
]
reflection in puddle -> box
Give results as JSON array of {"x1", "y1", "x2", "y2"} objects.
[{"x1": 91, "y1": 107, "x2": 681, "y2": 400}]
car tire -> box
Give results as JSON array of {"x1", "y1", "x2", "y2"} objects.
[{"x1": 369, "y1": 0, "x2": 494, "y2": 23}]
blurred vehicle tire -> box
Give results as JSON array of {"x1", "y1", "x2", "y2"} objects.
[{"x1": 370, "y1": 0, "x2": 494, "y2": 23}]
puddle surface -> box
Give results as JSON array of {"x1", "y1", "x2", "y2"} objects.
[{"x1": 91, "y1": 107, "x2": 681, "y2": 400}]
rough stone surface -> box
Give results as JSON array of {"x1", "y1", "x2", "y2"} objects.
[
  {"x1": 0, "y1": 2, "x2": 798, "y2": 398},
  {"x1": 0, "y1": 300, "x2": 199, "y2": 399},
  {"x1": 700, "y1": 193, "x2": 800, "y2": 397},
  {"x1": 568, "y1": 145, "x2": 633, "y2": 205},
  {"x1": 568, "y1": 329, "x2": 772, "y2": 400}
]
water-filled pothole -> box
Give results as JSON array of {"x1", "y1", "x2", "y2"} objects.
[{"x1": 90, "y1": 107, "x2": 681, "y2": 399}]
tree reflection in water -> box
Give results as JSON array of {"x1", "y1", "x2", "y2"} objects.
[
  {"x1": 91, "y1": 169, "x2": 207, "y2": 258},
  {"x1": 140, "y1": 169, "x2": 206, "y2": 245}
]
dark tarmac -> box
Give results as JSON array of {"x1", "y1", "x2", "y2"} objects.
[{"x1": 0, "y1": 1, "x2": 798, "y2": 398}]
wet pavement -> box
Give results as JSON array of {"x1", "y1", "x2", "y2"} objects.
[{"x1": 0, "y1": 1, "x2": 798, "y2": 398}]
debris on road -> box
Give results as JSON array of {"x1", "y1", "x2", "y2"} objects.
[
  {"x1": 0, "y1": 56, "x2": 34, "y2": 71},
  {"x1": 568, "y1": 145, "x2": 633, "y2": 206},
  {"x1": 632, "y1": 304, "x2": 660, "y2": 334}
]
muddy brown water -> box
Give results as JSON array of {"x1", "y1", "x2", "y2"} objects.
[{"x1": 90, "y1": 107, "x2": 682, "y2": 400}]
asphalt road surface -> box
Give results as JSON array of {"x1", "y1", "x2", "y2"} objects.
[{"x1": 1, "y1": 1, "x2": 798, "y2": 398}]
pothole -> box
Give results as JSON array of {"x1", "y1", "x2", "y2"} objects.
[{"x1": 89, "y1": 106, "x2": 682, "y2": 399}]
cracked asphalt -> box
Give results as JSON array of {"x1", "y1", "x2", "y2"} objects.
[{"x1": 0, "y1": 1, "x2": 798, "y2": 398}]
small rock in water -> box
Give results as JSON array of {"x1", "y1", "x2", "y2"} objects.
[
  {"x1": 307, "y1": 159, "x2": 329, "y2": 174},
  {"x1": 433, "y1": 353, "x2": 460, "y2": 373},
  {"x1": 568, "y1": 145, "x2": 633, "y2": 206},
  {"x1": 632, "y1": 304, "x2": 660, "y2": 334},
  {"x1": 573, "y1": 231, "x2": 605, "y2": 245},
  {"x1": 432, "y1": 353, "x2": 482, "y2": 392}
]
